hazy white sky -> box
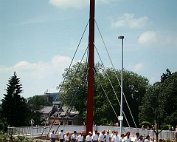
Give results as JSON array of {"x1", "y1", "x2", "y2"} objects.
[{"x1": 0, "y1": 0, "x2": 177, "y2": 100}]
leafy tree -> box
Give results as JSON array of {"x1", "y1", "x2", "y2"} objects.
[
  {"x1": 0, "y1": 105, "x2": 7, "y2": 131},
  {"x1": 27, "y1": 95, "x2": 52, "y2": 110},
  {"x1": 122, "y1": 70, "x2": 149, "y2": 127},
  {"x1": 139, "y1": 69, "x2": 177, "y2": 141},
  {"x1": 139, "y1": 85, "x2": 157, "y2": 124},
  {"x1": 59, "y1": 62, "x2": 149, "y2": 126},
  {"x1": 160, "y1": 71, "x2": 177, "y2": 126},
  {"x1": 60, "y1": 62, "x2": 88, "y2": 122},
  {"x1": 161, "y1": 68, "x2": 172, "y2": 82},
  {"x1": 27, "y1": 95, "x2": 52, "y2": 125},
  {"x1": 139, "y1": 70, "x2": 177, "y2": 127},
  {"x1": 139, "y1": 82, "x2": 164, "y2": 141},
  {"x1": 1, "y1": 72, "x2": 30, "y2": 126},
  {"x1": 93, "y1": 68, "x2": 149, "y2": 126}
]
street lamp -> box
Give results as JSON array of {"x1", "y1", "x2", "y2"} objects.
[{"x1": 118, "y1": 35, "x2": 124, "y2": 135}]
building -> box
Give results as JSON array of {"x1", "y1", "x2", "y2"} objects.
[{"x1": 39, "y1": 92, "x2": 81, "y2": 125}]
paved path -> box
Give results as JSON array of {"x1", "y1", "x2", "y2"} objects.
[
  {"x1": 33, "y1": 138, "x2": 59, "y2": 142},
  {"x1": 33, "y1": 139, "x2": 51, "y2": 142}
]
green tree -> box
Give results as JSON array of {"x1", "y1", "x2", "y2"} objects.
[
  {"x1": 139, "y1": 70, "x2": 177, "y2": 141},
  {"x1": 27, "y1": 95, "x2": 52, "y2": 125},
  {"x1": 139, "y1": 82, "x2": 164, "y2": 141},
  {"x1": 60, "y1": 62, "x2": 149, "y2": 126},
  {"x1": 93, "y1": 68, "x2": 149, "y2": 126},
  {"x1": 60, "y1": 62, "x2": 88, "y2": 122},
  {"x1": 139, "y1": 70, "x2": 177, "y2": 127},
  {"x1": 161, "y1": 68, "x2": 172, "y2": 82},
  {"x1": 27, "y1": 95, "x2": 52, "y2": 110},
  {"x1": 160, "y1": 71, "x2": 177, "y2": 127},
  {"x1": 0, "y1": 105, "x2": 7, "y2": 131},
  {"x1": 1, "y1": 72, "x2": 30, "y2": 126},
  {"x1": 122, "y1": 70, "x2": 149, "y2": 127}
]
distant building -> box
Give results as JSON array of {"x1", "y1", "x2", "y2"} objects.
[
  {"x1": 45, "y1": 92, "x2": 60, "y2": 104},
  {"x1": 39, "y1": 92, "x2": 81, "y2": 125}
]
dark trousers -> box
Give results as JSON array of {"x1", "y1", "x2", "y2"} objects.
[
  {"x1": 60, "y1": 139, "x2": 64, "y2": 142},
  {"x1": 51, "y1": 138, "x2": 56, "y2": 142}
]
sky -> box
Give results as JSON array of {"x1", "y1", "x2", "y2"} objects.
[{"x1": 0, "y1": 0, "x2": 177, "y2": 101}]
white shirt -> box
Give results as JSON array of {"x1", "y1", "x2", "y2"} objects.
[
  {"x1": 59, "y1": 131, "x2": 64, "y2": 139},
  {"x1": 98, "y1": 133, "x2": 105, "y2": 142},
  {"x1": 71, "y1": 133, "x2": 77, "y2": 140},
  {"x1": 65, "y1": 134, "x2": 70, "y2": 141},
  {"x1": 124, "y1": 137, "x2": 131, "y2": 142},
  {"x1": 112, "y1": 135, "x2": 120, "y2": 142},
  {"x1": 86, "y1": 135, "x2": 92, "y2": 142},
  {"x1": 119, "y1": 137, "x2": 125, "y2": 142},
  {"x1": 77, "y1": 134, "x2": 84, "y2": 142},
  {"x1": 144, "y1": 139, "x2": 150, "y2": 142},
  {"x1": 105, "y1": 134, "x2": 111, "y2": 142},
  {"x1": 50, "y1": 132, "x2": 56, "y2": 139},
  {"x1": 92, "y1": 134, "x2": 99, "y2": 141},
  {"x1": 137, "y1": 139, "x2": 143, "y2": 142}
]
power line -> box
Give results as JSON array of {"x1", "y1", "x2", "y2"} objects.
[
  {"x1": 95, "y1": 45, "x2": 130, "y2": 127},
  {"x1": 95, "y1": 20, "x2": 137, "y2": 128}
]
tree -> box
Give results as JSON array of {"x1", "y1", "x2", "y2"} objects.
[
  {"x1": 160, "y1": 71, "x2": 177, "y2": 127},
  {"x1": 60, "y1": 62, "x2": 88, "y2": 122},
  {"x1": 27, "y1": 95, "x2": 52, "y2": 125},
  {"x1": 0, "y1": 105, "x2": 7, "y2": 131},
  {"x1": 161, "y1": 68, "x2": 172, "y2": 82},
  {"x1": 139, "y1": 70, "x2": 177, "y2": 127},
  {"x1": 139, "y1": 69, "x2": 177, "y2": 141},
  {"x1": 59, "y1": 62, "x2": 149, "y2": 126},
  {"x1": 1, "y1": 72, "x2": 30, "y2": 127},
  {"x1": 121, "y1": 70, "x2": 149, "y2": 127},
  {"x1": 139, "y1": 82, "x2": 163, "y2": 142},
  {"x1": 27, "y1": 95, "x2": 52, "y2": 110}
]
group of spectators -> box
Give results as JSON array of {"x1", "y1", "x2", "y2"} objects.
[
  {"x1": 50, "y1": 130, "x2": 151, "y2": 142},
  {"x1": 85, "y1": 130, "x2": 150, "y2": 142}
]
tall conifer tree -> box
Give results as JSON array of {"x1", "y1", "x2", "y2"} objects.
[{"x1": 2, "y1": 72, "x2": 29, "y2": 126}]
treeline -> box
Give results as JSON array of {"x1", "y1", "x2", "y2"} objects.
[
  {"x1": 0, "y1": 63, "x2": 177, "y2": 132},
  {"x1": 60, "y1": 62, "x2": 177, "y2": 129}
]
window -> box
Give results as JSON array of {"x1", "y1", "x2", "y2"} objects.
[
  {"x1": 60, "y1": 121, "x2": 63, "y2": 125},
  {"x1": 68, "y1": 121, "x2": 72, "y2": 125}
]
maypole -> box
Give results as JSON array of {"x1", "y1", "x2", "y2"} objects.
[{"x1": 86, "y1": 0, "x2": 95, "y2": 134}]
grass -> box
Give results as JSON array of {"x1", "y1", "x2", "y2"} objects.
[{"x1": 0, "y1": 131, "x2": 44, "y2": 142}]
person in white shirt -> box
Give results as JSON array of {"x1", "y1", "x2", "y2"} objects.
[
  {"x1": 110, "y1": 131, "x2": 115, "y2": 139},
  {"x1": 59, "y1": 130, "x2": 64, "y2": 142},
  {"x1": 144, "y1": 135, "x2": 150, "y2": 142},
  {"x1": 86, "y1": 132, "x2": 93, "y2": 142},
  {"x1": 119, "y1": 134, "x2": 125, "y2": 142},
  {"x1": 111, "y1": 131, "x2": 120, "y2": 142},
  {"x1": 105, "y1": 130, "x2": 111, "y2": 142},
  {"x1": 137, "y1": 135, "x2": 143, "y2": 142},
  {"x1": 64, "y1": 132, "x2": 70, "y2": 142},
  {"x1": 77, "y1": 132, "x2": 84, "y2": 142},
  {"x1": 124, "y1": 132, "x2": 131, "y2": 142},
  {"x1": 98, "y1": 130, "x2": 106, "y2": 142},
  {"x1": 134, "y1": 133, "x2": 140, "y2": 142},
  {"x1": 71, "y1": 131, "x2": 77, "y2": 142},
  {"x1": 50, "y1": 130, "x2": 56, "y2": 142},
  {"x1": 92, "y1": 130, "x2": 99, "y2": 142}
]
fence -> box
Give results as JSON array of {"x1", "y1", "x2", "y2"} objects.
[{"x1": 8, "y1": 125, "x2": 177, "y2": 141}]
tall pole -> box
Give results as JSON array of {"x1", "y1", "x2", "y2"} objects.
[
  {"x1": 118, "y1": 36, "x2": 124, "y2": 135},
  {"x1": 86, "y1": 0, "x2": 95, "y2": 134}
]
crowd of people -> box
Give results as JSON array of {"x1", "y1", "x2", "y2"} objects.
[{"x1": 49, "y1": 130, "x2": 151, "y2": 142}]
